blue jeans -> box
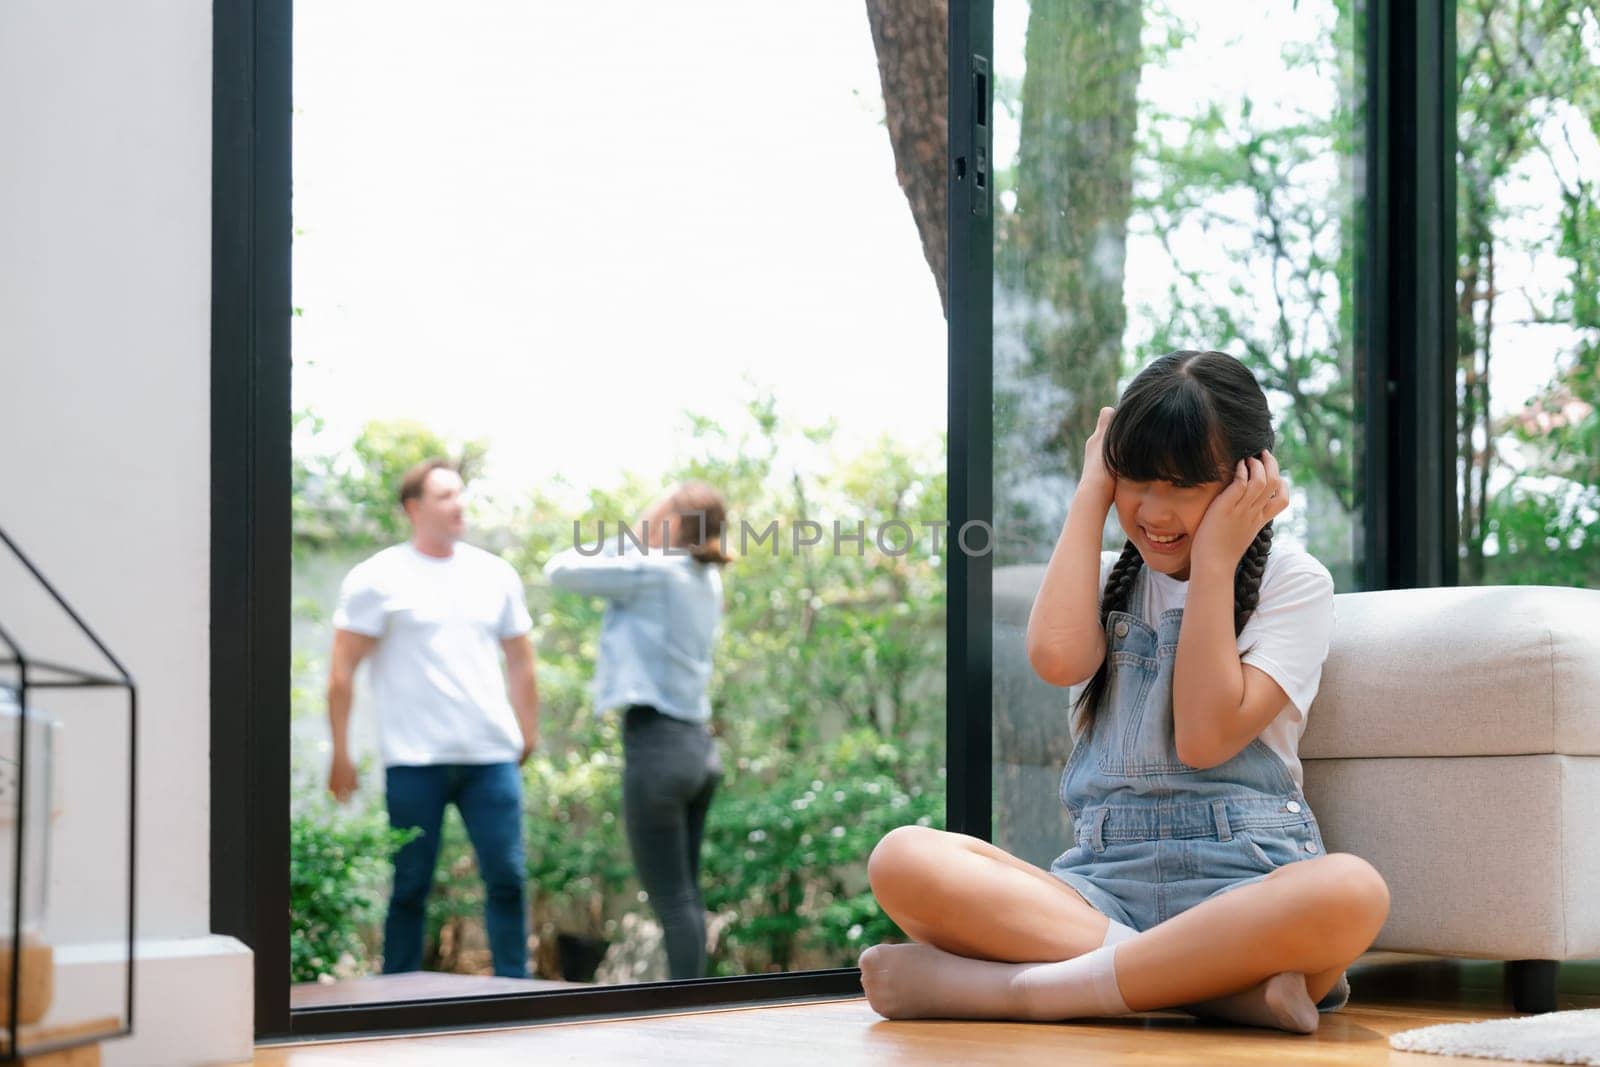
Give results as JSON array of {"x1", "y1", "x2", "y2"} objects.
[{"x1": 383, "y1": 762, "x2": 528, "y2": 978}]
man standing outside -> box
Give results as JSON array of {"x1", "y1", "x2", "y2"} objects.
[{"x1": 326, "y1": 458, "x2": 540, "y2": 978}]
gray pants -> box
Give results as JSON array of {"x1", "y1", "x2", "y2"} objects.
[{"x1": 622, "y1": 704, "x2": 723, "y2": 979}]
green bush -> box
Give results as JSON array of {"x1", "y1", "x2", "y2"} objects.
[
  {"x1": 512, "y1": 727, "x2": 945, "y2": 977},
  {"x1": 701, "y1": 730, "x2": 944, "y2": 974},
  {"x1": 523, "y1": 716, "x2": 636, "y2": 945},
  {"x1": 289, "y1": 801, "x2": 416, "y2": 983}
]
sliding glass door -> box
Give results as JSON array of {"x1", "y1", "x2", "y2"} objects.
[{"x1": 215, "y1": 0, "x2": 964, "y2": 1038}]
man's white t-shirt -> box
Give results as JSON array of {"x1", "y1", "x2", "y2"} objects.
[
  {"x1": 1086, "y1": 546, "x2": 1336, "y2": 790},
  {"x1": 334, "y1": 542, "x2": 533, "y2": 767}
]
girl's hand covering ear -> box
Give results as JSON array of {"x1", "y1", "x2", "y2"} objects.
[
  {"x1": 1080, "y1": 406, "x2": 1118, "y2": 509},
  {"x1": 1191, "y1": 450, "x2": 1289, "y2": 573}
]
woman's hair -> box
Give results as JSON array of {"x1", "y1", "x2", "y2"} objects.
[
  {"x1": 664, "y1": 480, "x2": 733, "y2": 566},
  {"x1": 1074, "y1": 350, "x2": 1276, "y2": 729}
]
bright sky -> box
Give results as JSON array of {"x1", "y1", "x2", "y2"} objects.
[{"x1": 292, "y1": 1, "x2": 948, "y2": 501}]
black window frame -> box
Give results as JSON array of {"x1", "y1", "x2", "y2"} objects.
[
  {"x1": 212, "y1": 0, "x2": 1455, "y2": 1042},
  {"x1": 1366, "y1": 0, "x2": 1459, "y2": 590}
]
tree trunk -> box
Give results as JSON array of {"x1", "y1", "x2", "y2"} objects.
[
  {"x1": 1007, "y1": 0, "x2": 1143, "y2": 473},
  {"x1": 865, "y1": 0, "x2": 949, "y2": 315}
]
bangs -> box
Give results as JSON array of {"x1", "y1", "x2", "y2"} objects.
[{"x1": 1103, "y1": 382, "x2": 1229, "y2": 487}]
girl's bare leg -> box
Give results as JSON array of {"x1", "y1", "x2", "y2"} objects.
[
  {"x1": 1113, "y1": 854, "x2": 1385, "y2": 1009},
  {"x1": 859, "y1": 825, "x2": 1120, "y2": 1019},
  {"x1": 864, "y1": 825, "x2": 1114, "y2": 962}
]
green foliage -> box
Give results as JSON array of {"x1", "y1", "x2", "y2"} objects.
[
  {"x1": 512, "y1": 397, "x2": 948, "y2": 974},
  {"x1": 1456, "y1": 0, "x2": 1600, "y2": 587},
  {"x1": 523, "y1": 715, "x2": 634, "y2": 943},
  {"x1": 1481, "y1": 486, "x2": 1600, "y2": 586},
  {"x1": 1070, "y1": 0, "x2": 1598, "y2": 592},
  {"x1": 1132, "y1": 0, "x2": 1361, "y2": 521},
  {"x1": 289, "y1": 800, "x2": 416, "y2": 983},
  {"x1": 700, "y1": 731, "x2": 944, "y2": 974},
  {"x1": 993, "y1": 0, "x2": 1367, "y2": 580},
  {"x1": 290, "y1": 394, "x2": 949, "y2": 980}
]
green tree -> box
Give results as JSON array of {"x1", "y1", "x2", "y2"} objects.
[
  {"x1": 1457, "y1": 0, "x2": 1600, "y2": 586},
  {"x1": 1134, "y1": 1, "x2": 1363, "y2": 518},
  {"x1": 1005, "y1": 0, "x2": 1144, "y2": 474},
  {"x1": 990, "y1": 0, "x2": 1146, "y2": 567}
]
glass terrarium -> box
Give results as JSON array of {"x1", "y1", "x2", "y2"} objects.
[
  {"x1": 0, "y1": 526, "x2": 135, "y2": 1062},
  {"x1": 0, "y1": 687, "x2": 57, "y2": 1028}
]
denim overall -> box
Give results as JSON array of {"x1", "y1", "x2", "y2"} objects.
[{"x1": 1049, "y1": 565, "x2": 1349, "y2": 1010}]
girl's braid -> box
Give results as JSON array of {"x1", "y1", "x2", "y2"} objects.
[
  {"x1": 1232, "y1": 523, "x2": 1273, "y2": 634},
  {"x1": 1073, "y1": 540, "x2": 1144, "y2": 728},
  {"x1": 1100, "y1": 539, "x2": 1144, "y2": 624}
]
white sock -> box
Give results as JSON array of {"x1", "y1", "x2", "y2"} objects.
[
  {"x1": 1014, "y1": 943, "x2": 1131, "y2": 1020},
  {"x1": 859, "y1": 941, "x2": 1132, "y2": 1022},
  {"x1": 1101, "y1": 919, "x2": 1137, "y2": 947}
]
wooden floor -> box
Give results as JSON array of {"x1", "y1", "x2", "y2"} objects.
[{"x1": 253, "y1": 956, "x2": 1600, "y2": 1066}]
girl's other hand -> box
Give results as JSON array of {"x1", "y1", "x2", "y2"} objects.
[
  {"x1": 1190, "y1": 450, "x2": 1289, "y2": 573},
  {"x1": 1079, "y1": 406, "x2": 1117, "y2": 509}
]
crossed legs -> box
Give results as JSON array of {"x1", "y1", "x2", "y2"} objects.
[{"x1": 860, "y1": 826, "x2": 1387, "y2": 1029}]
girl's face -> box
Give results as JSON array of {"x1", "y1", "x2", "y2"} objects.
[{"x1": 1112, "y1": 477, "x2": 1227, "y2": 581}]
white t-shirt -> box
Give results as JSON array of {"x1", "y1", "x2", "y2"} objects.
[
  {"x1": 1088, "y1": 546, "x2": 1336, "y2": 789},
  {"x1": 334, "y1": 542, "x2": 533, "y2": 767}
]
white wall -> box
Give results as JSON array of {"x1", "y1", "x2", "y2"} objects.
[{"x1": 0, "y1": 2, "x2": 252, "y2": 1064}]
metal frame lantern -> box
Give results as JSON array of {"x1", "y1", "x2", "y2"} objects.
[{"x1": 0, "y1": 526, "x2": 135, "y2": 1062}]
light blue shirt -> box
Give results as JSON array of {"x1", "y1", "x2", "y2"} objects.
[{"x1": 543, "y1": 539, "x2": 723, "y2": 724}]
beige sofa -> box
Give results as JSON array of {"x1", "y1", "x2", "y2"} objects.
[{"x1": 993, "y1": 569, "x2": 1600, "y2": 1012}]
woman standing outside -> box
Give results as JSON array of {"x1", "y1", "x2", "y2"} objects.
[{"x1": 543, "y1": 481, "x2": 731, "y2": 979}]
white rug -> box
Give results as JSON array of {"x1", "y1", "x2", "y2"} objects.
[{"x1": 1389, "y1": 1010, "x2": 1600, "y2": 1064}]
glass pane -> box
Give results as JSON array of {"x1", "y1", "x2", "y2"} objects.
[
  {"x1": 990, "y1": 0, "x2": 1366, "y2": 866},
  {"x1": 1455, "y1": 0, "x2": 1600, "y2": 589},
  {"x1": 290, "y1": 2, "x2": 947, "y2": 1004}
]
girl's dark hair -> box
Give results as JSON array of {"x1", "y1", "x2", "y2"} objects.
[{"x1": 1074, "y1": 350, "x2": 1276, "y2": 730}]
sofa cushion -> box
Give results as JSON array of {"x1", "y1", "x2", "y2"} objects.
[
  {"x1": 1304, "y1": 753, "x2": 1600, "y2": 959},
  {"x1": 1302, "y1": 585, "x2": 1600, "y2": 760}
]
